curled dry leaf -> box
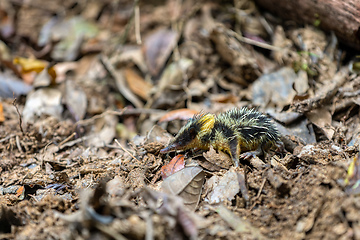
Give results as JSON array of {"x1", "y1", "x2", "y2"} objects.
[
  {"x1": 204, "y1": 167, "x2": 240, "y2": 204},
  {"x1": 210, "y1": 25, "x2": 256, "y2": 68},
  {"x1": 101, "y1": 55, "x2": 143, "y2": 109},
  {"x1": 151, "y1": 58, "x2": 194, "y2": 108},
  {"x1": 161, "y1": 166, "x2": 205, "y2": 211},
  {"x1": 0, "y1": 102, "x2": 4, "y2": 122},
  {"x1": 85, "y1": 114, "x2": 117, "y2": 147},
  {"x1": 252, "y1": 67, "x2": 297, "y2": 109},
  {"x1": 305, "y1": 108, "x2": 334, "y2": 140},
  {"x1": 0, "y1": 73, "x2": 33, "y2": 98},
  {"x1": 124, "y1": 68, "x2": 153, "y2": 101},
  {"x1": 145, "y1": 125, "x2": 174, "y2": 145},
  {"x1": 13, "y1": 57, "x2": 56, "y2": 84},
  {"x1": 22, "y1": 88, "x2": 63, "y2": 124},
  {"x1": 202, "y1": 146, "x2": 233, "y2": 170},
  {"x1": 15, "y1": 186, "x2": 25, "y2": 199},
  {"x1": 143, "y1": 28, "x2": 179, "y2": 76},
  {"x1": 161, "y1": 154, "x2": 185, "y2": 179},
  {"x1": 158, "y1": 109, "x2": 199, "y2": 123},
  {"x1": 64, "y1": 80, "x2": 87, "y2": 121}
]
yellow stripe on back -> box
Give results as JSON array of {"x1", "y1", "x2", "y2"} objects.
[{"x1": 199, "y1": 114, "x2": 215, "y2": 132}]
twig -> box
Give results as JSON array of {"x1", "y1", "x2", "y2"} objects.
[
  {"x1": 75, "y1": 108, "x2": 165, "y2": 127},
  {"x1": 58, "y1": 132, "x2": 77, "y2": 148},
  {"x1": 12, "y1": 98, "x2": 24, "y2": 135},
  {"x1": 59, "y1": 135, "x2": 92, "y2": 150},
  {"x1": 100, "y1": 54, "x2": 144, "y2": 108},
  {"x1": 115, "y1": 139, "x2": 141, "y2": 163},
  {"x1": 0, "y1": 134, "x2": 16, "y2": 143},
  {"x1": 16, "y1": 135, "x2": 23, "y2": 153},
  {"x1": 134, "y1": 3, "x2": 142, "y2": 44},
  {"x1": 250, "y1": 178, "x2": 266, "y2": 210},
  {"x1": 119, "y1": 0, "x2": 140, "y2": 45},
  {"x1": 228, "y1": 28, "x2": 282, "y2": 51}
]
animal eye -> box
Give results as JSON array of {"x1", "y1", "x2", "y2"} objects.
[{"x1": 189, "y1": 127, "x2": 196, "y2": 138}]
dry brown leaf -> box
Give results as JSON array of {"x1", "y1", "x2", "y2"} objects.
[
  {"x1": 202, "y1": 146, "x2": 233, "y2": 170},
  {"x1": 145, "y1": 125, "x2": 174, "y2": 145},
  {"x1": 158, "y1": 109, "x2": 198, "y2": 123},
  {"x1": 22, "y1": 88, "x2": 63, "y2": 124},
  {"x1": 0, "y1": 102, "x2": 4, "y2": 122},
  {"x1": 161, "y1": 154, "x2": 185, "y2": 179},
  {"x1": 143, "y1": 28, "x2": 179, "y2": 76},
  {"x1": 15, "y1": 186, "x2": 25, "y2": 199},
  {"x1": 204, "y1": 167, "x2": 240, "y2": 204},
  {"x1": 13, "y1": 57, "x2": 56, "y2": 84},
  {"x1": 124, "y1": 68, "x2": 153, "y2": 100},
  {"x1": 252, "y1": 67, "x2": 297, "y2": 108},
  {"x1": 210, "y1": 93, "x2": 239, "y2": 104},
  {"x1": 305, "y1": 108, "x2": 334, "y2": 140},
  {"x1": 161, "y1": 166, "x2": 205, "y2": 211},
  {"x1": 64, "y1": 80, "x2": 87, "y2": 121}
]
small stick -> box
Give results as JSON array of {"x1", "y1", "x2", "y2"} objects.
[
  {"x1": 58, "y1": 132, "x2": 77, "y2": 148},
  {"x1": 134, "y1": 3, "x2": 142, "y2": 44},
  {"x1": 16, "y1": 135, "x2": 23, "y2": 153},
  {"x1": 250, "y1": 178, "x2": 266, "y2": 210},
  {"x1": 0, "y1": 134, "x2": 15, "y2": 143},
  {"x1": 12, "y1": 98, "x2": 24, "y2": 135},
  {"x1": 114, "y1": 139, "x2": 141, "y2": 163},
  {"x1": 228, "y1": 29, "x2": 282, "y2": 51}
]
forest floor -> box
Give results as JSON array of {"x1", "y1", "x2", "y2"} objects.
[{"x1": 1, "y1": 0, "x2": 360, "y2": 239}]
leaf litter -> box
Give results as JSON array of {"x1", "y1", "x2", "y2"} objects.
[{"x1": 0, "y1": 0, "x2": 360, "y2": 239}]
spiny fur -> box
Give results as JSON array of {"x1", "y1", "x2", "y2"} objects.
[{"x1": 161, "y1": 108, "x2": 281, "y2": 167}]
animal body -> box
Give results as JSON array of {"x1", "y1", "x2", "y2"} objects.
[{"x1": 160, "y1": 108, "x2": 281, "y2": 167}]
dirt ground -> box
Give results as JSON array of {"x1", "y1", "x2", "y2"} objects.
[{"x1": 1, "y1": 0, "x2": 360, "y2": 239}]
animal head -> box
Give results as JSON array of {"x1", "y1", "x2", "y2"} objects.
[{"x1": 160, "y1": 112, "x2": 215, "y2": 153}]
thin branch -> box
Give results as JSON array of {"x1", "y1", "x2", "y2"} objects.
[{"x1": 12, "y1": 98, "x2": 24, "y2": 135}]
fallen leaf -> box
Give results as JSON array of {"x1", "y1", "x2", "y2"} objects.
[
  {"x1": 143, "y1": 28, "x2": 179, "y2": 76},
  {"x1": 13, "y1": 57, "x2": 56, "y2": 84},
  {"x1": 49, "y1": 16, "x2": 99, "y2": 61},
  {"x1": 0, "y1": 102, "x2": 4, "y2": 123},
  {"x1": 204, "y1": 167, "x2": 240, "y2": 204},
  {"x1": 145, "y1": 125, "x2": 174, "y2": 145},
  {"x1": 85, "y1": 114, "x2": 117, "y2": 147},
  {"x1": 202, "y1": 146, "x2": 233, "y2": 170},
  {"x1": 305, "y1": 108, "x2": 334, "y2": 140},
  {"x1": 210, "y1": 93, "x2": 239, "y2": 104},
  {"x1": 0, "y1": 9, "x2": 14, "y2": 38},
  {"x1": 158, "y1": 109, "x2": 198, "y2": 123},
  {"x1": 161, "y1": 154, "x2": 185, "y2": 179},
  {"x1": 252, "y1": 67, "x2": 297, "y2": 108},
  {"x1": 101, "y1": 55, "x2": 144, "y2": 108},
  {"x1": 22, "y1": 88, "x2": 63, "y2": 124},
  {"x1": 64, "y1": 80, "x2": 87, "y2": 121},
  {"x1": 124, "y1": 68, "x2": 153, "y2": 100},
  {"x1": 161, "y1": 166, "x2": 204, "y2": 211},
  {"x1": 15, "y1": 186, "x2": 25, "y2": 199}
]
